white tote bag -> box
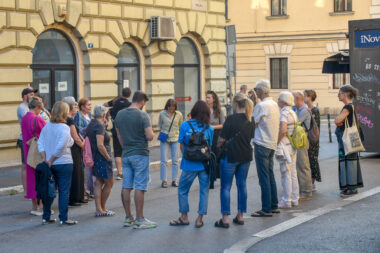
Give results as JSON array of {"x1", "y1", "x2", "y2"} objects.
[{"x1": 342, "y1": 106, "x2": 365, "y2": 156}]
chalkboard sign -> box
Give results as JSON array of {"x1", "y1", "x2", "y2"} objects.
[{"x1": 349, "y1": 19, "x2": 380, "y2": 152}]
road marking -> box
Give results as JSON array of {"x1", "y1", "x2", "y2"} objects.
[{"x1": 224, "y1": 186, "x2": 380, "y2": 253}]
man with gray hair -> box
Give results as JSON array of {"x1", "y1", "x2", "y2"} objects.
[
  {"x1": 293, "y1": 90, "x2": 313, "y2": 200},
  {"x1": 251, "y1": 79, "x2": 280, "y2": 217},
  {"x1": 240, "y1": 84, "x2": 248, "y2": 94}
]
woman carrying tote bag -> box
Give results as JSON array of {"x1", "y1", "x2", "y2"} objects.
[{"x1": 334, "y1": 84, "x2": 364, "y2": 197}]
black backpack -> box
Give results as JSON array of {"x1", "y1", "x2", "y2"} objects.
[{"x1": 183, "y1": 121, "x2": 211, "y2": 162}]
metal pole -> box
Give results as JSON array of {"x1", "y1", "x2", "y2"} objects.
[{"x1": 327, "y1": 113, "x2": 332, "y2": 143}]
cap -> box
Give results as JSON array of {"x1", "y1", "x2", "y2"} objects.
[{"x1": 21, "y1": 87, "x2": 38, "y2": 97}]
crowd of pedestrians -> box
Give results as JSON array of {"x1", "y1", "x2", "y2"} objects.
[{"x1": 16, "y1": 79, "x2": 364, "y2": 228}]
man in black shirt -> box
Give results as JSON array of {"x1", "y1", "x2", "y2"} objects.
[{"x1": 104, "y1": 87, "x2": 132, "y2": 180}]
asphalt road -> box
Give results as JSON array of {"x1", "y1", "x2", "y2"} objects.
[{"x1": 0, "y1": 120, "x2": 379, "y2": 253}]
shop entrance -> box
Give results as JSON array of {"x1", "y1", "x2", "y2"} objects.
[
  {"x1": 31, "y1": 30, "x2": 77, "y2": 109},
  {"x1": 173, "y1": 38, "x2": 200, "y2": 117}
]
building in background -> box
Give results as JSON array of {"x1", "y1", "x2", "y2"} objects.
[
  {"x1": 227, "y1": 0, "x2": 379, "y2": 114},
  {"x1": 0, "y1": 0, "x2": 227, "y2": 168}
]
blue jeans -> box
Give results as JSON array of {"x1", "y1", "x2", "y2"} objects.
[
  {"x1": 220, "y1": 157, "x2": 250, "y2": 215},
  {"x1": 254, "y1": 144, "x2": 278, "y2": 213},
  {"x1": 43, "y1": 164, "x2": 73, "y2": 222},
  {"x1": 122, "y1": 155, "x2": 150, "y2": 191},
  {"x1": 178, "y1": 170, "x2": 209, "y2": 215},
  {"x1": 160, "y1": 141, "x2": 179, "y2": 181}
]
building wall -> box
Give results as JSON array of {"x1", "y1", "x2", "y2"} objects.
[
  {"x1": 0, "y1": 0, "x2": 226, "y2": 168},
  {"x1": 227, "y1": 0, "x2": 372, "y2": 114}
]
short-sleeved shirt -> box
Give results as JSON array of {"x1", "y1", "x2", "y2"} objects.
[
  {"x1": 17, "y1": 102, "x2": 29, "y2": 140},
  {"x1": 66, "y1": 117, "x2": 82, "y2": 149},
  {"x1": 279, "y1": 106, "x2": 297, "y2": 144},
  {"x1": 296, "y1": 104, "x2": 311, "y2": 131},
  {"x1": 210, "y1": 109, "x2": 225, "y2": 126},
  {"x1": 220, "y1": 113, "x2": 255, "y2": 163},
  {"x1": 338, "y1": 104, "x2": 355, "y2": 131},
  {"x1": 86, "y1": 119, "x2": 111, "y2": 157},
  {"x1": 253, "y1": 97, "x2": 280, "y2": 150},
  {"x1": 114, "y1": 108, "x2": 152, "y2": 157},
  {"x1": 178, "y1": 119, "x2": 214, "y2": 172}
]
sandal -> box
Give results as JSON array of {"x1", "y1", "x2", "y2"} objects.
[
  {"x1": 214, "y1": 219, "x2": 229, "y2": 228},
  {"x1": 95, "y1": 210, "x2": 115, "y2": 217},
  {"x1": 271, "y1": 209, "x2": 281, "y2": 214},
  {"x1": 172, "y1": 181, "x2": 178, "y2": 187},
  {"x1": 233, "y1": 217, "x2": 244, "y2": 225},
  {"x1": 195, "y1": 221, "x2": 204, "y2": 228},
  {"x1": 169, "y1": 217, "x2": 189, "y2": 226},
  {"x1": 251, "y1": 210, "x2": 273, "y2": 217},
  {"x1": 161, "y1": 181, "x2": 168, "y2": 188}
]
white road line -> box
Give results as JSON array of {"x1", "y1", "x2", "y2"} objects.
[{"x1": 224, "y1": 186, "x2": 380, "y2": 253}]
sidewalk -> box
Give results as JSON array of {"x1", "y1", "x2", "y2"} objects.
[{"x1": 0, "y1": 146, "x2": 162, "y2": 191}]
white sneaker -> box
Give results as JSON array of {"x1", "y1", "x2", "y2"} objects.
[
  {"x1": 133, "y1": 218, "x2": 157, "y2": 229},
  {"x1": 278, "y1": 202, "x2": 291, "y2": 209},
  {"x1": 30, "y1": 210, "x2": 43, "y2": 216}
]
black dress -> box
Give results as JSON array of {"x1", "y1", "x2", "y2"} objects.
[
  {"x1": 308, "y1": 107, "x2": 321, "y2": 182},
  {"x1": 67, "y1": 117, "x2": 85, "y2": 204}
]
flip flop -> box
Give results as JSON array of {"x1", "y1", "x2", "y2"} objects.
[
  {"x1": 251, "y1": 210, "x2": 273, "y2": 217},
  {"x1": 169, "y1": 217, "x2": 190, "y2": 226},
  {"x1": 233, "y1": 217, "x2": 244, "y2": 225},
  {"x1": 195, "y1": 221, "x2": 204, "y2": 228},
  {"x1": 214, "y1": 219, "x2": 229, "y2": 228}
]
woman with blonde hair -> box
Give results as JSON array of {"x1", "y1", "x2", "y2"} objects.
[
  {"x1": 38, "y1": 101, "x2": 77, "y2": 225},
  {"x1": 215, "y1": 93, "x2": 255, "y2": 228}
]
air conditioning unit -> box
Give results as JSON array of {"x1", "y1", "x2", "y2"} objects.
[{"x1": 150, "y1": 16, "x2": 176, "y2": 40}]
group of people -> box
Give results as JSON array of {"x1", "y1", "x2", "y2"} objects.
[{"x1": 16, "y1": 78, "x2": 364, "y2": 228}]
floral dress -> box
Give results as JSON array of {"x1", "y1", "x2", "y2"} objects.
[{"x1": 308, "y1": 107, "x2": 321, "y2": 182}]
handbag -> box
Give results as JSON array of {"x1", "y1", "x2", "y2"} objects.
[
  {"x1": 342, "y1": 105, "x2": 365, "y2": 156},
  {"x1": 26, "y1": 116, "x2": 44, "y2": 168},
  {"x1": 158, "y1": 112, "x2": 176, "y2": 142},
  {"x1": 83, "y1": 136, "x2": 94, "y2": 168}
]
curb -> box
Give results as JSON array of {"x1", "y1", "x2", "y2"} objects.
[{"x1": 0, "y1": 159, "x2": 178, "y2": 197}]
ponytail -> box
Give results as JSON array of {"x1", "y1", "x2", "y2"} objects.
[{"x1": 233, "y1": 93, "x2": 253, "y2": 122}]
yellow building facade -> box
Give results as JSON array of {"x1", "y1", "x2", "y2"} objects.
[
  {"x1": 227, "y1": 0, "x2": 376, "y2": 114},
  {"x1": 0, "y1": 0, "x2": 227, "y2": 167}
]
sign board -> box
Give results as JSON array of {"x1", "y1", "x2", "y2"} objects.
[
  {"x1": 39, "y1": 83, "x2": 49, "y2": 94},
  {"x1": 123, "y1": 80, "x2": 129, "y2": 88},
  {"x1": 88, "y1": 43, "x2": 94, "y2": 49},
  {"x1": 175, "y1": 96, "x2": 192, "y2": 102},
  {"x1": 226, "y1": 25, "x2": 237, "y2": 45},
  {"x1": 349, "y1": 19, "x2": 380, "y2": 152},
  {"x1": 192, "y1": 0, "x2": 207, "y2": 11},
  {"x1": 57, "y1": 81, "x2": 68, "y2": 92},
  {"x1": 355, "y1": 29, "x2": 380, "y2": 48}
]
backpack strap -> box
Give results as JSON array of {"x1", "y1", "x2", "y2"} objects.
[
  {"x1": 285, "y1": 109, "x2": 298, "y2": 141},
  {"x1": 187, "y1": 120, "x2": 196, "y2": 133}
]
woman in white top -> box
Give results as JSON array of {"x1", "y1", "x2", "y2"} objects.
[
  {"x1": 38, "y1": 101, "x2": 77, "y2": 225},
  {"x1": 276, "y1": 91, "x2": 299, "y2": 208}
]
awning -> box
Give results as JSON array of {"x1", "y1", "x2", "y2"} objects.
[{"x1": 322, "y1": 52, "x2": 350, "y2": 74}]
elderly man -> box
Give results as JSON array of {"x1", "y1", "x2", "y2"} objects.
[
  {"x1": 251, "y1": 80, "x2": 280, "y2": 217},
  {"x1": 293, "y1": 91, "x2": 313, "y2": 200}
]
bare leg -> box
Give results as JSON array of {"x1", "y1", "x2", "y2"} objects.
[
  {"x1": 236, "y1": 211, "x2": 244, "y2": 222},
  {"x1": 135, "y1": 190, "x2": 145, "y2": 220},
  {"x1": 222, "y1": 214, "x2": 229, "y2": 224},
  {"x1": 32, "y1": 198, "x2": 38, "y2": 211},
  {"x1": 21, "y1": 164, "x2": 26, "y2": 192},
  {"x1": 195, "y1": 214, "x2": 204, "y2": 226},
  {"x1": 101, "y1": 178, "x2": 114, "y2": 211},
  {"x1": 122, "y1": 188, "x2": 133, "y2": 218},
  {"x1": 312, "y1": 178, "x2": 315, "y2": 184},
  {"x1": 180, "y1": 213, "x2": 189, "y2": 223},
  {"x1": 94, "y1": 178, "x2": 105, "y2": 213},
  {"x1": 115, "y1": 157, "x2": 122, "y2": 175}
]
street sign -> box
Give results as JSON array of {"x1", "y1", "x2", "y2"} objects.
[{"x1": 175, "y1": 96, "x2": 192, "y2": 102}]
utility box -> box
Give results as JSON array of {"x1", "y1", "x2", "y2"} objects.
[{"x1": 349, "y1": 19, "x2": 380, "y2": 152}]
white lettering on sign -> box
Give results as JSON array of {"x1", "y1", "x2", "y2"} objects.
[
  {"x1": 57, "y1": 81, "x2": 67, "y2": 92},
  {"x1": 39, "y1": 83, "x2": 49, "y2": 94},
  {"x1": 192, "y1": 0, "x2": 207, "y2": 11},
  {"x1": 123, "y1": 80, "x2": 129, "y2": 88},
  {"x1": 361, "y1": 35, "x2": 380, "y2": 44}
]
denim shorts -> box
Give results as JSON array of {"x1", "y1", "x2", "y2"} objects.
[{"x1": 122, "y1": 155, "x2": 150, "y2": 191}]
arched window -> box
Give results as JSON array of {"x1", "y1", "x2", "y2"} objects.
[
  {"x1": 173, "y1": 37, "x2": 200, "y2": 117},
  {"x1": 31, "y1": 30, "x2": 76, "y2": 109},
  {"x1": 116, "y1": 43, "x2": 140, "y2": 96}
]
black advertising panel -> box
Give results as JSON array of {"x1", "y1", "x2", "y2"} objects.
[{"x1": 349, "y1": 19, "x2": 380, "y2": 152}]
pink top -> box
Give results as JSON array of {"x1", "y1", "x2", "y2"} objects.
[{"x1": 21, "y1": 112, "x2": 46, "y2": 199}]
